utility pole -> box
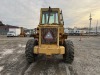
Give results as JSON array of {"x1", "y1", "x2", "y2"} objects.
[
  {"x1": 89, "y1": 13, "x2": 92, "y2": 36},
  {"x1": 96, "y1": 20, "x2": 98, "y2": 35}
]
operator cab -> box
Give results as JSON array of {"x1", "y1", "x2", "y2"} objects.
[{"x1": 40, "y1": 7, "x2": 64, "y2": 25}]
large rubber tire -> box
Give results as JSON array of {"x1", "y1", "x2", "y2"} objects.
[
  {"x1": 25, "y1": 39, "x2": 38, "y2": 63},
  {"x1": 63, "y1": 40, "x2": 74, "y2": 64}
]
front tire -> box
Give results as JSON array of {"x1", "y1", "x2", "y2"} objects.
[
  {"x1": 25, "y1": 39, "x2": 38, "y2": 63},
  {"x1": 63, "y1": 40, "x2": 74, "y2": 64}
]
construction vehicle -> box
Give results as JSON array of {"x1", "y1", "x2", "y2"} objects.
[
  {"x1": 25, "y1": 7, "x2": 74, "y2": 63},
  {"x1": 20, "y1": 27, "x2": 26, "y2": 37}
]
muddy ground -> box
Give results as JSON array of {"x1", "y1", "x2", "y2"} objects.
[{"x1": 0, "y1": 36, "x2": 100, "y2": 75}]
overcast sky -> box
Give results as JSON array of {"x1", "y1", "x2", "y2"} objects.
[{"x1": 0, "y1": 0, "x2": 100, "y2": 28}]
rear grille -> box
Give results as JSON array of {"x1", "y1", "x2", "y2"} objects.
[{"x1": 41, "y1": 28, "x2": 58, "y2": 44}]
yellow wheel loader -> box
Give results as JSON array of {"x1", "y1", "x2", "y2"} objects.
[{"x1": 25, "y1": 7, "x2": 74, "y2": 63}]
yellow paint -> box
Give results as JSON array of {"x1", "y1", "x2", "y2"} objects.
[
  {"x1": 33, "y1": 8, "x2": 67, "y2": 55},
  {"x1": 34, "y1": 45, "x2": 65, "y2": 55}
]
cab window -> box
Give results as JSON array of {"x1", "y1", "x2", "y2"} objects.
[{"x1": 42, "y1": 11, "x2": 58, "y2": 24}]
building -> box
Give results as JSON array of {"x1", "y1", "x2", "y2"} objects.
[
  {"x1": 0, "y1": 25, "x2": 19, "y2": 35},
  {"x1": 0, "y1": 21, "x2": 20, "y2": 35},
  {"x1": 64, "y1": 28, "x2": 69, "y2": 33},
  {"x1": 64, "y1": 27, "x2": 88, "y2": 36}
]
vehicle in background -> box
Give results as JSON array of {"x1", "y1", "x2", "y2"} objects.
[
  {"x1": 20, "y1": 27, "x2": 26, "y2": 37},
  {"x1": 7, "y1": 31, "x2": 15, "y2": 37},
  {"x1": 7, "y1": 28, "x2": 21, "y2": 37},
  {"x1": 25, "y1": 29, "x2": 36, "y2": 37},
  {"x1": 25, "y1": 32, "x2": 31, "y2": 37}
]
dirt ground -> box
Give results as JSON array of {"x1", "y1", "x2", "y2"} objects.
[{"x1": 0, "y1": 36, "x2": 100, "y2": 75}]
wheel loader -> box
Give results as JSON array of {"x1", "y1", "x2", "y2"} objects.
[{"x1": 25, "y1": 7, "x2": 74, "y2": 63}]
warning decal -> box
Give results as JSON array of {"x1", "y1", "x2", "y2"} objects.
[{"x1": 44, "y1": 31, "x2": 53, "y2": 40}]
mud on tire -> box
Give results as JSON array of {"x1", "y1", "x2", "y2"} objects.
[
  {"x1": 63, "y1": 40, "x2": 74, "y2": 64},
  {"x1": 25, "y1": 39, "x2": 38, "y2": 63}
]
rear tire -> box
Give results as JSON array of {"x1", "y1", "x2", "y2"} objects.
[
  {"x1": 25, "y1": 39, "x2": 38, "y2": 63},
  {"x1": 63, "y1": 40, "x2": 74, "y2": 64}
]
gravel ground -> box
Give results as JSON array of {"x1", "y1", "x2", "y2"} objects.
[
  {"x1": 0, "y1": 36, "x2": 100, "y2": 75},
  {"x1": 69, "y1": 36, "x2": 100, "y2": 75}
]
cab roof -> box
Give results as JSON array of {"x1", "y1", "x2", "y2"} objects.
[{"x1": 41, "y1": 8, "x2": 60, "y2": 12}]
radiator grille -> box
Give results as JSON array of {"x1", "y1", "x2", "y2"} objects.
[{"x1": 41, "y1": 28, "x2": 58, "y2": 44}]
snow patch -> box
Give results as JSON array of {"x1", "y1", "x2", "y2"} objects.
[
  {"x1": 2, "y1": 49, "x2": 14, "y2": 55},
  {"x1": 6, "y1": 73, "x2": 11, "y2": 75},
  {"x1": 0, "y1": 66, "x2": 4, "y2": 72},
  {"x1": 17, "y1": 50, "x2": 24, "y2": 54},
  {"x1": 12, "y1": 58, "x2": 18, "y2": 61},
  {"x1": 18, "y1": 44, "x2": 26, "y2": 48},
  {"x1": 0, "y1": 57, "x2": 3, "y2": 59}
]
